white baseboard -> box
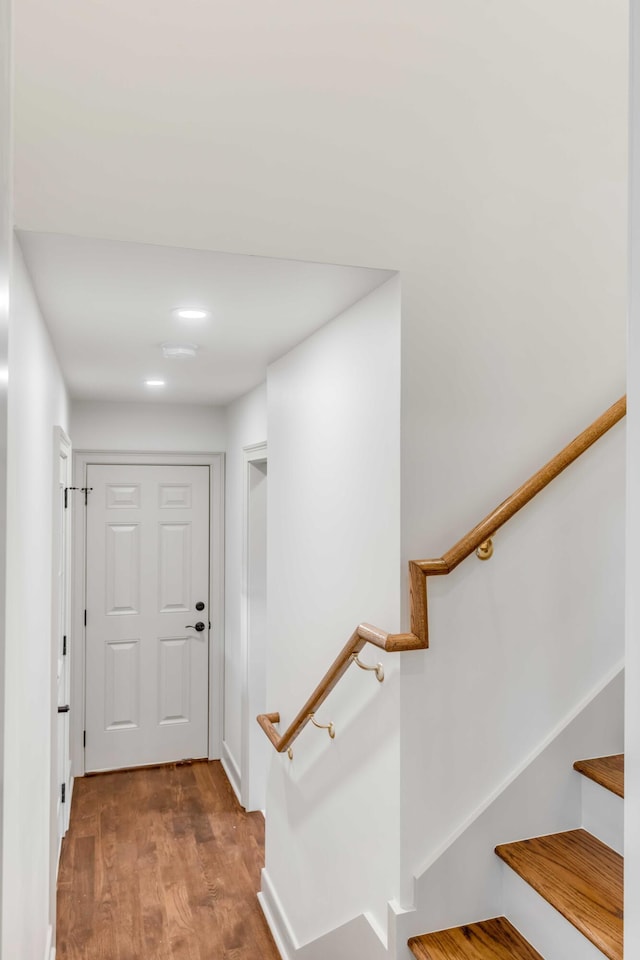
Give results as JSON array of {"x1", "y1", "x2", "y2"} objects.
[
  {"x1": 259, "y1": 868, "x2": 390, "y2": 960},
  {"x1": 259, "y1": 868, "x2": 296, "y2": 960},
  {"x1": 44, "y1": 923, "x2": 55, "y2": 960},
  {"x1": 220, "y1": 741, "x2": 242, "y2": 804},
  {"x1": 66, "y1": 773, "x2": 75, "y2": 835}
]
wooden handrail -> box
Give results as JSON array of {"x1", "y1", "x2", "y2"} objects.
[
  {"x1": 418, "y1": 396, "x2": 627, "y2": 576},
  {"x1": 258, "y1": 396, "x2": 626, "y2": 755},
  {"x1": 257, "y1": 626, "x2": 425, "y2": 755}
]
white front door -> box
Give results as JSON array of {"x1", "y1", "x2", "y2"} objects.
[{"x1": 85, "y1": 464, "x2": 210, "y2": 772}]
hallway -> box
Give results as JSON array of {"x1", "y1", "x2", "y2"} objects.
[{"x1": 56, "y1": 761, "x2": 280, "y2": 960}]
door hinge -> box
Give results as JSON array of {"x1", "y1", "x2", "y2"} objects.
[
  {"x1": 61, "y1": 783, "x2": 66, "y2": 804},
  {"x1": 83, "y1": 730, "x2": 86, "y2": 748},
  {"x1": 63, "y1": 635, "x2": 67, "y2": 656},
  {"x1": 64, "y1": 486, "x2": 93, "y2": 508},
  {"x1": 64, "y1": 486, "x2": 79, "y2": 508},
  {"x1": 84, "y1": 609, "x2": 87, "y2": 627}
]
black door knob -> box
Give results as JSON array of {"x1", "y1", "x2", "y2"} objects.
[
  {"x1": 186, "y1": 621, "x2": 206, "y2": 632},
  {"x1": 195, "y1": 601, "x2": 205, "y2": 611}
]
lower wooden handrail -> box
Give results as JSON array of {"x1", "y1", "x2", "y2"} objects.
[
  {"x1": 257, "y1": 626, "x2": 424, "y2": 754},
  {"x1": 258, "y1": 396, "x2": 626, "y2": 755}
]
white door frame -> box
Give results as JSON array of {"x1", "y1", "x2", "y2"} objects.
[
  {"x1": 241, "y1": 441, "x2": 268, "y2": 810},
  {"x1": 50, "y1": 426, "x2": 72, "y2": 948},
  {"x1": 71, "y1": 450, "x2": 225, "y2": 777}
]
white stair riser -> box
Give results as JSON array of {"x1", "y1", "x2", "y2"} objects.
[
  {"x1": 501, "y1": 863, "x2": 610, "y2": 960},
  {"x1": 580, "y1": 778, "x2": 624, "y2": 855}
]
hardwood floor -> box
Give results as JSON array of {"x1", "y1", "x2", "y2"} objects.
[{"x1": 57, "y1": 760, "x2": 281, "y2": 960}]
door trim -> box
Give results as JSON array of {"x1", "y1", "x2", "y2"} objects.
[
  {"x1": 50, "y1": 426, "x2": 72, "y2": 951},
  {"x1": 71, "y1": 450, "x2": 225, "y2": 778},
  {"x1": 241, "y1": 441, "x2": 267, "y2": 810}
]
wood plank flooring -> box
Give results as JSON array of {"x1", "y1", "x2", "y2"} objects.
[{"x1": 57, "y1": 760, "x2": 281, "y2": 960}]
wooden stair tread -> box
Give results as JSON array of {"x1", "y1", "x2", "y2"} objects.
[
  {"x1": 574, "y1": 754, "x2": 624, "y2": 798},
  {"x1": 408, "y1": 917, "x2": 543, "y2": 959},
  {"x1": 495, "y1": 829, "x2": 623, "y2": 960}
]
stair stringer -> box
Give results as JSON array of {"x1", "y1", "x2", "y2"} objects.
[
  {"x1": 259, "y1": 665, "x2": 623, "y2": 960},
  {"x1": 393, "y1": 663, "x2": 623, "y2": 954},
  {"x1": 259, "y1": 866, "x2": 392, "y2": 960}
]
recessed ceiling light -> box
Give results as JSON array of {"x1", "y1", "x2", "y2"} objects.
[
  {"x1": 145, "y1": 379, "x2": 166, "y2": 387},
  {"x1": 161, "y1": 342, "x2": 199, "y2": 360},
  {"x1": 174, "y1": 308, "x2": 210, "y2": 320}
]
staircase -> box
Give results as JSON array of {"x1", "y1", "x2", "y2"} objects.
[
  {"x1": 258, "y1": 398, "x2": 626, "y2": 960},
  {"x1": 408, "y1": 755, "x2": 624, "y2": 959}
]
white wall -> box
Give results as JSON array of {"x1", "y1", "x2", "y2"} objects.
[
  {"x1": 399, "y1": 412, "x2": 626, "y2": 902},
  {"x1": 245, "y1": 457, "x2": 268, "y2": 811},
  {"x1": 264, "y1": 276, "x2": 401, "y2": 944},
  {"x1": 396, "y1": 2, "x2": 628, "y2": 906},
  {"x1": 223, "y1": 383, "x2": 267, "y2": 790},
  {"x1": 3, "y1": 240, "x2": 69, "y2": 960},
  {"x1": 0, "y1": 0, "x2": 11, "y2": 944},
  {"x1": 397, "y1": 669, "x2": 623, "y2": 945},
  {"x1": 9, "y1": 2, "x2": 628, "y2": 953},
  {"x1": 70, "y1": 398, "x2": 226, "y2": 452},
  {"x1": 627, "y1": 1, "x2": 639, "y2": 951}
]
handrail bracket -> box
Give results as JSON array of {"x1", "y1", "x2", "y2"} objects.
[
  {"x1": 351, "y1": 652, "x2": 384, "y2": 682},
  {"x1": 476, "y1": 538, "x2": 494, "y2": 561},
  {"x1": 309, "y1": 713, "x2": 336, "y2": 740},
  {"x1": 257, "y1": 396, "x2": 626, "y2": 761}
]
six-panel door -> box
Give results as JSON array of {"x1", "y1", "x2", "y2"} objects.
[{"x1": 85, "y1": 464, "x2": 210, "y2": 771}]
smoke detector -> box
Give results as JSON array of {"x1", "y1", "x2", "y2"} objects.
[{"x1": 161, "y1": 342, "x2": 200, "y2": 360}]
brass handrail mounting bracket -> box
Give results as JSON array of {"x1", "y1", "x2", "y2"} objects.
[
  {"x1": 476, "y1": 538, "x2": 494, "y2": 561},
  {"x1": 351, "y1": 652, "x2": 384, "y2": 682},
  {"x1": 257, "y1": 396, "x2": 626, "y2": 760},
  {"x1": 309, "y1": 713, "x2": 336, "y2": 739}
]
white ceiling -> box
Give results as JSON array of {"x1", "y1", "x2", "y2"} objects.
[
  {"x1": 13, "y1": 1, "x2": 624, "y2": 277},
  {"x1": 12, "y1": 0, "x2": 432, "y2": 267},
  {"x1": 12, "y1": 0, "x2": 625, "y2": 425},
  {"x1": 18, "y1": 231, "x2": 391, "y2": 404}
]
